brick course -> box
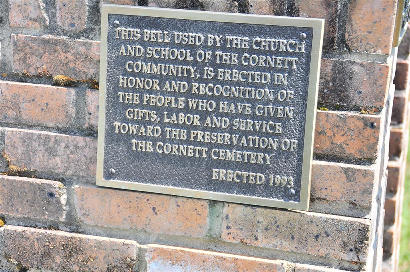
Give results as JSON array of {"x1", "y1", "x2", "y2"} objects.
[
  {"x1": 389, "y1": 128, "x2": 405, "y2": 159},
  {"x1": 0, "y1": 81, "x2": 76, "y2": 129},
  {"x1": 387, "y1": 162, "x2": 401, "y2": 195},
  {"x1": 391, "y1": 90, "x2": 408, "y2": 124},
  {"x1": 74, "y1": 186, "x2": 209, "y2": 237},
  {"x1": 145, "y1": 244, "x2": 349, "y2": 272},
  {"x1": 4, "y1": 128, "x2": 97, "y2": 180},
  {"x1": 0, "y1": 225, "x2": 138, "y2": 271},
  {"x1": 12, "y1": 34, "x2": 100, "y2": 80},
  {"x1": 314, "y1": 111, "x2": 381, "y2": 161},
  {"x1": 319, "y1": 58, "x2": 390, "y2": 111},
  {"x1": 346, "y1": 0, "x2": 397, "y2": 54},
  {"x1": 394, "y1": 59, "x2": 410, "y2": 90},
  {"x1": 221, "y1": 203, "x2": 370, "y2": 261},
  {"x1": 310, "y1": 161, "x2": 374, "y2": 217},
  {"x1": 0, "y1": 175, "x2": 66, "y2": 222},
  {"x1": 145, "y1": 245, "x2": 284, "y2": 272}
]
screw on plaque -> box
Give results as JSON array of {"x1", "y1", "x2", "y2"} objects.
[
  {"x1": 300, "y1": 33, "x2": 306, "y2": 39},
  {"x1": 113, "y1": 20, "x2": 120, "y2": 27},
  {"x1": 109, "y1": 168, "x2": 116, "y2": 175}
]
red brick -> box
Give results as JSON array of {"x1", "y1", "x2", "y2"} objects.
[
  {"x1": 345, "y1": 0, "x2": 397, "y2": 54},
  {"x1": 74, "y1": 186, "x2": 209, "y2": 237},
  {"x1": 384, "y1": 197, "x2": 396, "y2": 226},
  {"x1": 393, "y1": 60, "x2": 409, "y2": 90},
  {"x1": 383, "y1": 226, "x2": 394, "y2": 258},
  {"x1": 0, "y1": 81, "x2": 76, "y2": 129},
  {"x1": 85, "y1": 89, "x2": 99, "y2": 130},
  {"x1": 0, "y1": 175, "x2": 66, "y2": 221},
  {"x1": 147, "y1": 0, "x2": 177, "y2": 8},
  {"x1": 387, "y1": 162, "x2": 401, "y2": 195},
  {"x1": 221, "y1": 204, "x2": 370, "y2": 262},
  {"x1": 145, "y1": 245, "x2": 285, "y2": 272},
  {"x1": 249, "y1": 0, "x2": 274, "y2": 15},
  {"x1": 103, "y1": 0, "x2": 135, "y2": 5},
  {"x1": 310, "y1": 161, "x2": 374, "y2": 217},
  {"x1": 0, "y1": 225, "x2": 138, "y2": 271},
  {"x1": 398, "y1": 25, "x2": 410, "y2": 59},
  {"x1": 295, "y1": 0, "x2": 337, "y2": 49},
  {"x1": 12, "y1": 34, "x2": 99, "y2": 80},
  {"x1": 4, "y1": 129, "x2": 97, "y2": 180},
  {"x1": 383, "y1": 203, "x2": 404, "y2": 264},
  {"x1": 9, "y1": 0, "x2": 49, "y2": 29},
  {"x1": 295, "y1": 265, "x2": 347, "y2": 272},
  {"x1": 391, "y1": 90, "x2": 408, "y2": 125},
  {"x1": 56, "y1": 0, "x2": 88, "y2": 32},
  {"x1": 389, "y1": 128, "x2": 404, "y2": 159},
  {"x1": 196, "y1": 0, "x2": 236, "y2": 12},
  {"x1": 319, "y1": 58, "x2": 390, "y2": 110},
  {"x1": 314, "y1": 111, "x2": 381, "y2": 161}
]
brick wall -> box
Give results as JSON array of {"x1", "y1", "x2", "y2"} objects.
[
  {"x1": 0, "y1": 1, "x2": 402, "y2": 271},
  {"x1": 383, "y1": 25, "x2": 410, "y2": 272}
]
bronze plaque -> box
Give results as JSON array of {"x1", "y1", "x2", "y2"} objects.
[{"x1": 97, "y1": 5, "x2": 324, "y2": 210}]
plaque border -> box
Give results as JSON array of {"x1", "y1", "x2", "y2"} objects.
[{"x1": 97, "y1": 5, "x2": 324, "y2": 211}]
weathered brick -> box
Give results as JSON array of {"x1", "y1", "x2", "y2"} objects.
[
  {"x1": 393, "y1": 60, "x2": 409, "y2": 90},
  {"x1": 310, "y1": 161, "x2": 374, "y2": 217},
  {"x1": 0, "y1": 81, "x2": 76, "y2": 129},
  {"x1": 12, "y1": 34, "x2": 99, "y2": 80},
  {"x1": 9, "y1": 0, "x2": 49, "y2": 29},
  {"x1": 269, "y1": 0, "x2": 288, "y2": 15},
  {"x1": 398, "y1": 25, "x2": 410, "y2": 59},
  {"x1": 346, "y1": 0, "x2": 397, "y2": 54},
  {"x1": 248, "y1": 0, "x2": 274, "y2": 15},
  {"x1": 295, "y1": 265, "x2": 347, "y2": 272},
  {"x1": 147, "y1": 0, "x2": 177, "y2": 8},
  {"x1": 319, "y1": 58, "x2": 390, "y2": 110},
  {"x1": 391, "y1": 91, "x2": 407, "y2": 125},
  {"x1": 85, "y1": 89, "x2": 99, "y2": 130},
  {"x1": 383, "y1": 195, "x2": 404, "y2": 263},
  {"x1": 221, "y1": 204, "x2": 370, "y2": 262},
  {"x1": 194, "y1": 0, "x2": 236, "y2": 12},
  {"x1": 0, "y1": 225, "x2": 138, "y2": 271},
  {"x1": 389, "y1": 128, "x2": 404, "y2": 159},
  {"x1": 0, "y1": 130, "x2": 6, "y2": 173},
  {"x1": 104, "y1": 0, "x2": 135, "y2": 5},
  {"x1": 0, "y1": 175, "x2": 66, "y2": 221},
  {"x1": 295, "y1": 0, "x2": 337, "y2": 49},
  {"x1": 145, "y1": 245, "x2": 285, "y2": 272},
  {"x1": 4, "y1": 129, "x2": 97, "y2": 180},
  {"x1": 74, "y1": 186, "x2": 209, "y2": 237},
  {"x1": 56, "y1": 0, "x2": 88, "y2": 33},
  {"x1": 384, "y1": 197, "x2": 397, "y2": 226},
  {"x1": 383, "y1": 226, "x2": 395, "y2": 258},
  {"x1": 314, "y1": 111, "x2": 380, "y2": 161},
  {"x1": 387, "y1": 162, "x2": 401, "y2": 195}
]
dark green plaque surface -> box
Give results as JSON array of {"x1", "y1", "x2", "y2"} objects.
[{"x1": 97, "y1": 5, "x2": 324, "y2": 210}]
